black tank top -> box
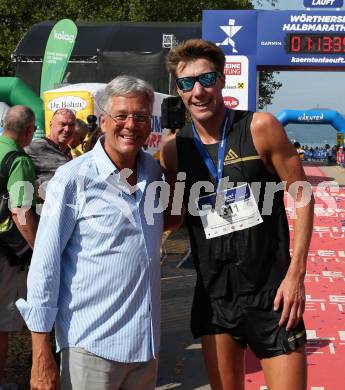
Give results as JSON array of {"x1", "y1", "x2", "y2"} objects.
[{"x1": 176, "y1": 110, "x2": 291, "y2": 296}]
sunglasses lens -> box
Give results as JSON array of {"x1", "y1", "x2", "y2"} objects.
[
  {"x1": 199, "y1": 72, "x2": 217, "y2": 87},
  {"x1": 176, "y1": 72, "x2": 218, "y2": 91},
  {"x1": 176, "y1": 77, "x2": 195, "y2": 92}
]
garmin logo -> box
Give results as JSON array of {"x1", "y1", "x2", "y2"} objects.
[
  {"x1": 261, "y1": 41, "x2": 282, "y2": 46},
  {"x1": 54, "y1": 30, "x2": 75, "y2": 43},
  {"x1": 48, "y1": 96, "x2": 87, "y2": 112},
  {"x1": 298, "y1": 113, "x2": 324, "y2": 121}
]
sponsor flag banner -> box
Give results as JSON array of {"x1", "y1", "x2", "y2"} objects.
[{"x1": 40, "y1": 19, "x2": 78, "y2": 98}]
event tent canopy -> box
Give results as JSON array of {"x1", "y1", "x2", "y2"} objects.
[{"x1": 12, "y1": 21, "x2": 201, "y2": 94}]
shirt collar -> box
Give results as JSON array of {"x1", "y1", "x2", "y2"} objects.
[
  {"x1": 0, "y1": 134, "x2": 21, "y2": 149},
  {"x1": 45, "y1": 137, "x2": 72, "y2": 160},
  {"x1": 91, "y1": 136, "x2": 145, "y2": 179}
]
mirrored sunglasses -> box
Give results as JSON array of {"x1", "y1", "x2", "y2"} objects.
[{"x1": 176, "y1": 71, "x2": 218, "y2": 92}]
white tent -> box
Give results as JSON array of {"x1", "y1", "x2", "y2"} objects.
[{"x1": 0, "y1": 102, "x2": 10, "y2": 134}]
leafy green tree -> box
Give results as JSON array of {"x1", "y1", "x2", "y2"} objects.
[
  {"x1": 0, "y1": 0, "x2": 279, "y2": 104},
  {"x1": 258, "y1": 71, "x2": 282, "y2": 110}
]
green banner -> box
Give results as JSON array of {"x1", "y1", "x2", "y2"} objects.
[{"x1": 40, "y1": 19, "x2": 78, "y2": 98}]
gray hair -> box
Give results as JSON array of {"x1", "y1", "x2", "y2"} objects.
[
  {"x1": 4, "y1": 105, "x2": 35, "y2": 134},
  {"x1": 99, "y1": 75, "x2": 155, "y2": 113}
]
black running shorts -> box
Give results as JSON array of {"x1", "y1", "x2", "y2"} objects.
[{"x1": 191, "y1": 287, "x2": 307, "y2": 359}]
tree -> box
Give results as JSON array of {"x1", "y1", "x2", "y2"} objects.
[
  {"x1": 258, "y1": 71, "x2": 282, "y2": 110},
  {"x1": 0, "y1": 0, "x2": 279, "y2": 104}
]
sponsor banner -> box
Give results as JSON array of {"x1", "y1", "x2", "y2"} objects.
[
  {"x1": 223, "y1": 55, "x2": 249, "y2": 110},
  {"x1": 40, "y1": 19, "x2": 78, "y2": 98},
  {"x1": 277, "y1": 109, "x2": 345, "y2": 130},
  {"x1": 202, "y1": 9, "x2": 345, "y2": 111},
  {"x1": 203, "y1": 10, "x2": 345, "y2": 68},
  {"x1": 256, "y1": 10, "x2": 345, "y2": 67},
  {"x1": 43, "y1": 84, "x2": 170, "y2": 156},
  {"x1": 304, "y1": 0, "x2": 344, "y2": 8},
  {"x1": 44, "y1": 90, "x2": 96, "y2": 135},
  {"x1": 145, "y1": 92, "x2": 171, "y2": 157}
]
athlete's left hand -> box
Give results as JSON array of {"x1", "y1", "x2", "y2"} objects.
[{"x1": 273, "y1": 268, "x2": 306, "y2": 331}]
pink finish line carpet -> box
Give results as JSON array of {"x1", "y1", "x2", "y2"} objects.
[{"x1": 245, "y1": 165, "x2": 345, "y2": 390}]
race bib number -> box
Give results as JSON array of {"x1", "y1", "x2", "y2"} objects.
[{"x1": 197, "y1": 183, "x2": 263, "y2": 239}]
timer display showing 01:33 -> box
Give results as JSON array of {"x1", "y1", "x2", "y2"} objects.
[{"x1": 286, "y1": 33, "x2": 345, "y2": 54}]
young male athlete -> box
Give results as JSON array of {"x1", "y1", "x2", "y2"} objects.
[{"x1": 161, "y1": 39, "x2": 314, "y2": 390}]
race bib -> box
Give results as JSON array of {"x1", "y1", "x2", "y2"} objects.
[{"x1": 197, "y1": 183, "x2": 263, "y2": 239}]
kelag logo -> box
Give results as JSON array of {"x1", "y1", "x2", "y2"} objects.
[{"x1": 53, "y1": 30, "x2": 75, "y2": 43}]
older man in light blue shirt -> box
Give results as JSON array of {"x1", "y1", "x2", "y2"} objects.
[{"x1": 17, "y1": 75, "x2": 164, "y2": 390}]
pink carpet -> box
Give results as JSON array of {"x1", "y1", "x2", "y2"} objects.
[{"x1": 245, "y1": 165, "x2": 345, "y2": 390}]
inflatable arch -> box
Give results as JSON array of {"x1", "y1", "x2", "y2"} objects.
[
  {"x1": 276, "y1": 109, "x2": 345, "y2": 146},
  {"x1": 0, "y1": 77, "x2": 44, "y2": 137}
]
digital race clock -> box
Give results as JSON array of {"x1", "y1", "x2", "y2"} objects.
[{"x1": 286, "y1": 33, "x2": 345, "y2": 54}]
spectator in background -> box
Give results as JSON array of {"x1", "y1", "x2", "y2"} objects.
[
  {"x1": 25, "y1": 108, "x2": 76, "y2": 184},
  {"x1": 25, "y1": 108, "x2": 76, "y2": 199},
  {"x1": 332, "y1": 145, "x2": 337, "y2": 163},
  {"x1": 294, "y1": 141, "x2": 305, "y2": 160},
  {"x1": 0, "y1": 106, "x2": 38, "y2": 387},
  {"x1": 325, "y1": 144, "x2": 332, "y2": 165},
  {"x1": 68, "y1": 118, "x2": 88, "y2": 158},
  {"x1": 82, "y1": 127, "x2": 103, "y2": 152}
]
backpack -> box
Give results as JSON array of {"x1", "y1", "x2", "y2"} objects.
[
  {"x1": 0, "y1": 150, "x2": 32, "y2": 266},
  {"x1": 0, "y1": 150, "x2": 28, "y2": 221}
]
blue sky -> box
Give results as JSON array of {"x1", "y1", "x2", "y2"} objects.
[{"x1": 253, "y1": 0, "x2": 345, "y2": 116}]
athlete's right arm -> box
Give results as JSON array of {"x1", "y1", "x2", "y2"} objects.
[
  {"x1": 31, "y1": 332, "x2": 60, "y2": 390},
  {"x1": 160, "y1": 135, "x2": 184, "y2": 231}
]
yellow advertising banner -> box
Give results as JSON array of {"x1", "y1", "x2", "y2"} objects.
[
  {"x1": 43, "y1": 90, "x2": 94, "y2": 136},
  {"x1": 337, "y1": 132, "x2": 344, "y2": 147}
]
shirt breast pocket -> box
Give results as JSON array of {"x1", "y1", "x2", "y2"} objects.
[{"x1": 79, "y1": 196, "x2": 131, "y2": 235}]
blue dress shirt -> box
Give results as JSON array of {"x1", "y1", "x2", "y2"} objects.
[{"x1": 17, "y1": 139, "x2": 164, "y2": 362}]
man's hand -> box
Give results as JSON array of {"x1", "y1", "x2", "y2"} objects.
[
  {"x1": 31, "y1": 332, "x2": 60, "y2": 390},
  {"x1": 273, "y1": 267, "x2": 306, "y2": 331}
]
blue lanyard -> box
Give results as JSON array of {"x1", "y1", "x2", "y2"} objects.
[{"x1": 192, "y1": 109, "x2": 230, "y2": 192}]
